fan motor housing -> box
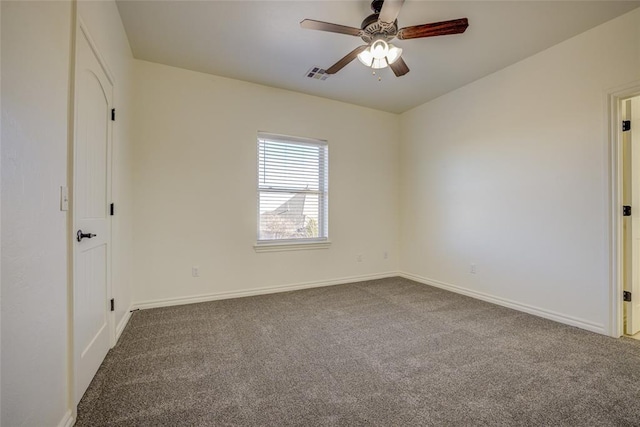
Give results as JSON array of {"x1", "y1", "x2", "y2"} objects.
[
  {"x1": 360, "y1": 13, "x2": 397, "y2": 43},
  {"x1": 371, "y1": 0, "x2": 384, "y2": 13}
]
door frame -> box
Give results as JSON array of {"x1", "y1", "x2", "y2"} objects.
[
  {"x1": 70, "y1": 16, "x2": 116, "y2": 406},
  {"x1": 608, "y1": 81, "x2": 640, "y2": 337}
]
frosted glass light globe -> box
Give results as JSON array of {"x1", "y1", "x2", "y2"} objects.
[
  {"x1": 370, "y1": 39, "x2": 389, "y2": 59},
  {"x1": 386, "y1": 44, "x2": 403, "y2": 64},
  {"x1": 357, "y1": 48, "x2": 373, "y2": 66}
]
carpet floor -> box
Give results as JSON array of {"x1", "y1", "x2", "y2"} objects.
[{"x1": 76, "y1": 277, "x2": 640, "y2": 426}]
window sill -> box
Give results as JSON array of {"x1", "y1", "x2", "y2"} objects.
[{"x1": 254, "y1": 240, "x2": 332, "y2": 253}]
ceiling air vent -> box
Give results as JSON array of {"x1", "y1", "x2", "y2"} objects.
[{"x1": 306, "y1": 67, "x2": 329, "y2": 81}]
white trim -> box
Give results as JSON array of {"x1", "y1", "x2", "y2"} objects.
[
  {"x1": 254, "y1": 240, "x2": 331, "y2": 252},
  {"x1": 258, "y1": 131, "x2": 327, "y2": 146},
  {"x1": 132, "y1": 272, "x2": 398, "y2": 310},
  {"x1": 57, "y1": 410, "x2": 74, "y2": 427},
  {"x1": 608, "y1": 89, "x2": 623, "y2": 338},
  {"x1": 133, "y1": 271, "x2": 608, "y2": 334},
  {"x1": 77, "y1": 18, "x2": 115, "y2": 85},
  {"x1": 400, "y1": 272, "x2": 606, "y2": 335},
  {"x1": 115, "y1": 307, "x2": 133, "y2": 342},
  {"x1": 607, "y1": 81, "x2": 640, "y2": 338}
]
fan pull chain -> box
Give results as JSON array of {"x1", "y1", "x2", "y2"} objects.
[{"x1": 372, "y1": 70, "x2": 382, "y2": 82}]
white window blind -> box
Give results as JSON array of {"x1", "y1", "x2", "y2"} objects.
[{"x1": 257, "y1": 133, "x2": 328, "y2": 243}]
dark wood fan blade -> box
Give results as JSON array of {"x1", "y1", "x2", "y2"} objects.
[
  {"x1": 397, "y1": 18, "x2": 468, "y2": 40},
  {"x1": 378, "y1": 0, "x2": 405, "y2": 24},
  {"x1": 326, "y1": 45, "x2": 368, "y2": 74},
  {"x1": 300, "y1": 19, "x2": 362, "y2": 37},
  {"x1": 389, "y1": 57, "x2": 409, "y2": 77}
]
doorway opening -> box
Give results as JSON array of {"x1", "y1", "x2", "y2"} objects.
[{"x1": 610, "y1": 82, "x2": 640, "y2": 338}]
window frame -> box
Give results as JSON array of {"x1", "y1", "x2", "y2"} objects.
[{"x1": 255, "y1": 132, "x2": 330, "y2": 252}]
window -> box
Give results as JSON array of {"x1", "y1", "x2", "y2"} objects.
[{"x1": 257, "y1": 133, "x2": 328, "y2": 248}]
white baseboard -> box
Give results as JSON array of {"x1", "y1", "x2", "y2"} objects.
[
  {"x1": 57, "y1": 410, "x2": 74, "y2": 427},
  {"x1": 132, "y1": 271, "x2": 605, "y2": 335},
  {"x1": 115, "y1": 307, "x2": 133, "y2": 342},
  {"x1": 400, "y1": 272, "x2": 606, "y2": 335},
  {"x1": 132, "y1": 271, "x2": 399, "y2": 310}
]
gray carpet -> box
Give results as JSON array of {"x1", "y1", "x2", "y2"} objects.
[{"x1": 76, "y1": 277, "x2": 640, "y2": 426}]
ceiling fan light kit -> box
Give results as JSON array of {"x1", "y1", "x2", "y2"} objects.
[
  {"x1": 300, "y1": 0, "x2": 469, "y2": 77},
  {"x1": 358, "y1": 42, "x2": 402, "y2": 70}
]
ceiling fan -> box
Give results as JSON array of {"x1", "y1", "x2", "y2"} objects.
[{"x1": 301, "y1": 0, "x2": 468, "y2": 77}]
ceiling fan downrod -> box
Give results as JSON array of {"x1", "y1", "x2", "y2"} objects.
[{"x1": 371, "y1": 0, "x2": 385, "y2": 14}]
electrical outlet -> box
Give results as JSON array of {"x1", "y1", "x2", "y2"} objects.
[
  {"x1": 192, "y1": 267, "x2": 200, "y2": 277},
  {"x1": 470, "y1": 263, "x2": 477, "y2": 274},
  {"x1": 383, "y1": 251, "x2": 388, "y2": 260},
  {"x1": 357, "y1": 254, "x2": 363, "y2": 262}
]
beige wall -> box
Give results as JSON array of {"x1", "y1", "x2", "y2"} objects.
[
  {"x1": 131, "y1": 60, "x2": 400, "y2": 306},
  {"x1": 1, "y1": 1, "x2": 135, "y2": 425},
  {"x1": 399, "y1": 8, "x2": 640, "y2": 334},
  {"x1": 1, "y1": 1, "x2": 73, "y2": 425},
  {"x1": 1, "y1": 2, "x2": 639, "y2": 425},
  {"x1": 1, "y1": 0, "x2": 3, "y2": 419}
]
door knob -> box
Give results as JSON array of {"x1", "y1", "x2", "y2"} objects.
[{"x1": 77, "y1": 230, "x2": 97, "y2": 242}]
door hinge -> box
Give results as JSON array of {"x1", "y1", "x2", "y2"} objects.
[
  {"x1": 624, "y1": 291, "x2": 632, "y2": 302},
  {"x1": 623, "y1": 205, "x2": 632, "y2": 216},
  {"x1": 110, "y1": 203, "x2": 115, "y2": 216},
  {"x1": 110, "y1": 298, "x2": 115, "y2": 311},
  {"x1": 111, "y1": 108, "x2": 116, "y2": 121},
  {"x1": 623, "y1": 120, "x2": 631, "y2": 132}
]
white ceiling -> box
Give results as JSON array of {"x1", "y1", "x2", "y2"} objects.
[{"x1": 116, "y1": 0, "x2": 640, "y2": 113}]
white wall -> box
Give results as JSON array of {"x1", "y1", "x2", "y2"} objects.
[
  {"x1": 1, "y1": 1, "x2": 134, "y2": 425},
  {"x1": 1, "y1": 1, "x2": 3, "y2": 421},
  {"x1": 132, "y1": 60, "x2": 400, "y2": 306},
  {"x1": 1, "y1": 1, "x2": 73, "y2": 425},
  {"x1": 77, "y1": 0, "x2": 135, "y2": 337},
  {"x1": 400, "y1": 8, "x2": 640, "y2": 334},
  {"x1": 0, "y1": 3, "x2": 636, "y2": 424},
  {"x1": 1, "y1": 1, "x2": 4, "y2": 422}
]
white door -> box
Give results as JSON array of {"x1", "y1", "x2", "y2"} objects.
[
  {"x1": 628, "y1": 96, "x2": 640, "y2": 335},
  {"x1": 73, "y1": 23, "x2": 113, "y2": 404}
]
